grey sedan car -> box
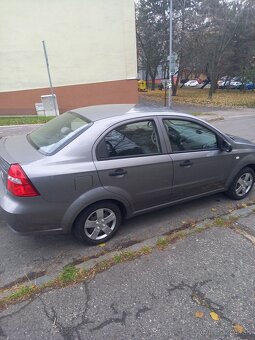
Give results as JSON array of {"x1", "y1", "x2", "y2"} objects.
[{"x1": 0, "y1": 104, "x2": 255, "y2": 245}]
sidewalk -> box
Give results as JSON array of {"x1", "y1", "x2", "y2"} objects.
[{"x1": 0, "y1": 205, "x2": 255, "y2": 339}]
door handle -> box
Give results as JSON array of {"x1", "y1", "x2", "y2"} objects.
[
  {"x1": 179, "y1": 160, "x2": 193, "y2": 167},
  {"x1": 109, "y1": 168, "x2": 127, "y2": 177}
]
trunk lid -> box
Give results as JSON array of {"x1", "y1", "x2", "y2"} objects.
[
  {"x1": 0, "y1": 135, "x2": 44, "y2": 164},
  {"x1": 0, "y1": 135, "x2": 44, "y2": 187}
]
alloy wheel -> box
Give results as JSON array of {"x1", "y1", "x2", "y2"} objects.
[
  {"x1": 84, "y1": 208, "x2": 117, "y2": 241},
  {"x1": 235, "y1": 172, "x2": 253, "y2": 197}
]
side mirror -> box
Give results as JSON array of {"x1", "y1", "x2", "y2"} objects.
[{"x1": 220, "y1": 139, "x2": 232, "y2": 152}]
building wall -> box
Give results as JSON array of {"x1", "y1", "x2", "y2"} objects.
[{"x1": 0, "y1": 0, "x2": 138, "y2": 114}]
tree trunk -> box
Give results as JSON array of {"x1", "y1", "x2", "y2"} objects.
[
  {"x1": 151, "y1": 77, "x2": 156, "y2": 90},
  {"x1": 145, "y1": 69, "x2": 149, "y2": 89},
  {"x1": 172, "y1": 72, "x2": 180, "y2": 96},
  {"x1": 208, "y1": 74, "x2": 217, "y2": 98},
  {"x1": 149, "y1": 69, "x2": 157, "y2": 90}
]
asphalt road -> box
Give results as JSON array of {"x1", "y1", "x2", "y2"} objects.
[
  {"x1": 0, "y1": 107, "x2": 254, "y2": 289},
  {"x1": 1, "y1": 226, "x2": 255, "y2": 339}
]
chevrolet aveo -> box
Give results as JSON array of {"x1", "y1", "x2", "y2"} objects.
[{"x1": 0, "y1": 104, "x2": 255, "y2": 245}]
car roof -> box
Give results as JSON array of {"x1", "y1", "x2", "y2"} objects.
[{"x1": 71, "y1": 104, "x2": 193, "y2": 123}]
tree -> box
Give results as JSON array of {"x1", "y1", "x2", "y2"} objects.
[
  {"x1": 197, "y1": 0, "x2": 251, "y2": 98},
  {"x1": 226, "y1": 0, "x2": 255, "y2": 86},
  {"x1": 170, "y1": 0, "x2": 204, "y2": 95},
  {"x1": 136, "y1": 0, "x2": 169, "y2": 90},
  {"x1": 136, "y1": 0, "x2": 255, "y2": 98}
]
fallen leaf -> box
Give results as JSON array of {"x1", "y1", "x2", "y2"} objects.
[
  {"x1": 195, "y1": 311, "x2": 204, "y2": 318},
  {"x1": 98, "y1": 243, "x2": 106, "y2": 247},
  {"x1": 233, "y1": 324, "x2": 245, "y2": 334},
  {"x1": 211, "y1": 208, "x2": 217, "y2": 212},
  {"x1": 210, "y1": 311, "x2": 220, "y2": 321}
]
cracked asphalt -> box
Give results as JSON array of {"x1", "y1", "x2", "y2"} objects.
[
  {"x1": 1, "y1": 226, "x2": 255, "y2": 339},
  {"x1": 0, "y1": 104, "x2": 255, "y2": 338}
]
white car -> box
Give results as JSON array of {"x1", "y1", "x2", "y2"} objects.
[
  {"x1": 230, "y1": 81, "x2": 242, "y2": 89},
  {"x1": 184, "y1": 80, "x2": 199, "y2": 87}
]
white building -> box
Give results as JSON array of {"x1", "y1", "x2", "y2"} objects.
[{"x1": 0, "y1": 0, "x2": 138, "y2": 115}]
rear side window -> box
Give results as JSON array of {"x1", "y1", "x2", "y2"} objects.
[
  {"x1": 28, "y1": 111, "x2": 91, "y2": 155},
  {"x1": 97, "y1": 120, "x2": 161, "y2": 159}
]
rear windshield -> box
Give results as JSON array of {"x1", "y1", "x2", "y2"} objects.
[{"x1": 28, "y1": 111, "x2": 91, "y2": 155}]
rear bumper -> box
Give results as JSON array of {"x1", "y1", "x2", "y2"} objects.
[{"x1": 0, "y1": 190, "x2": 68, "y2": 234}]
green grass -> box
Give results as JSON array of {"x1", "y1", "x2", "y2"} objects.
[
  {"x1": 0, "y1": 116, "x2": 54, "y2": 126},
  {"x1": 156, "y1": 238, "x2": 169, "y2": 248},
  {"x1": 58, "y1": 265, "x2": 79, "y2": 284},
  {"x1": 8, "y1": 286, "x2": 34, "y2": 300}
]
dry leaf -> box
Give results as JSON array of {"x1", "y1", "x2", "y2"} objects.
[
  {"x1": 210, "y1": 311, "x2": 220, "y2": 321},
  {"x1": 211, "y1": 208, "x2": 217, "y2": 212},
  {"x1": 98, "y1": 243, "x2": 106, "y2": 247},
  {"x1": 195, "y1": 311, "x2": 204, "y2": 318},
  {"x1": 233, "y1": 324, "x2": 245, "y2": 334}
]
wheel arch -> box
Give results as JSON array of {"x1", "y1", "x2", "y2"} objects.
[
  {"x1": 226, "y1": 160, "x2": 255, "y2": 190},
  {"x1": 61, "y1": 188, "x2": 131, "y2": 234},
  {"x1": 71, "y1": 199, "x2": 127, "y2": 234}
]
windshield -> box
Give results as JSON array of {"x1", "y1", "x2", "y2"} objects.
[{"x1": 28, "y1": 111, "x2": 91, "y2": 155}]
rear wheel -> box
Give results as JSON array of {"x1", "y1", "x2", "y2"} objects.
[
  {"x1": 74, "y1": 201, "x2": 122, "y2": 245},
  {"x1": 226, "y1": 167, "x2": 255, "y2": 200}
]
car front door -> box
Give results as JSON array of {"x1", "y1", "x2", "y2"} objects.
[
  {"x1": 93, "y1": 118, "x2": 173, "y2": 213},
  {"x1": 161, "y1": 118, "x2": 236, "y2": 201}
]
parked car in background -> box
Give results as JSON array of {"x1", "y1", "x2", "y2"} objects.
[
  {"x1": 229, "y1": 80, "x2": 243, "y2": 89},
  {"x1": 184, "y1": 80, "x2": 200, "y2": 87},
  {"x1": 218, "y1": 76, "x2": 255, "y2": 90},
  {"x1": 243, "y1": 82, "x2": 255, "y2": 90},
  {"x1": 218, "y1": 77, "x2": 231, "y2": 89},
  {"x1": 1, "y1": 104, "x2": 255, "y2": 245}
]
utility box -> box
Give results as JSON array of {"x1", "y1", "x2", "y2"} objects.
[
  {"x1": 41, "y1": 95, "x2": 59, "y2": 116},
  {"x1": 35, "y1": 102, "x2": 45, "y2": 116}
]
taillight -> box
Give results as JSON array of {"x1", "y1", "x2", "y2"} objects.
[{"x1": 7, "y1": 164, "x2": 39, "y2": 197}]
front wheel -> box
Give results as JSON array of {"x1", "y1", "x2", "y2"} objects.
[
  {"x1": 73, "y1": 201, "x2": 122, "y2": 245},
  {"x1": 226, "y1": 167, "x2": 255, "y2": 200}
]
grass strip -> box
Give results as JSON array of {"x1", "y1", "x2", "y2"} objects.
[{"x1": 0, "y1": 116, "x2": 54, "y2": 126}]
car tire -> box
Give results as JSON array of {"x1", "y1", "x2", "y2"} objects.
[
  {"x1": 73, "y1": 201, "x2": 122, "y2": 245},
  {"x1": 226, "y1": 167, "x2": 255, "y2": 200}
]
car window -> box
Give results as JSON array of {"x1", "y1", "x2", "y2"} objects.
[
  {"x1": 28, "y1": 111, "x2": 91, "y2": 155},
  {"x1": 163, "y1": 119, "x2": 218, "y2": 153},
  {"x1": 97, "y1": 120, "x2": 161, "y2": 159}
]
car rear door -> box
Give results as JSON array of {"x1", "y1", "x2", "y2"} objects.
[
  {"x1": 93, "y1": 118, "x2": 173, "y2": 213},
  {"x1": 161, "y1": 117, "x2": 236, "y2": 201}
]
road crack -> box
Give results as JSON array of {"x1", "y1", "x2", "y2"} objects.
[{"x1": 39, "y1": 282, "x2": 94, "y2": 340}]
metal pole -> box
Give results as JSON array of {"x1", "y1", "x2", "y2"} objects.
[
  {"x1": 42, "y1": 40, "x2": 59, "y2": 116},
  {"x1": 168, "y1": 0, "x2": 173, "y2": 109}
]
